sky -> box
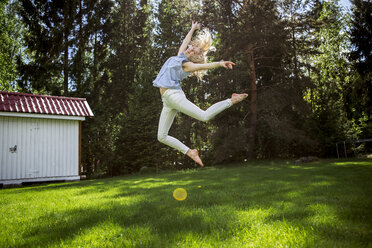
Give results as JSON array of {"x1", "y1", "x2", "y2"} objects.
[{"x1": 340, "y1": 0, "x2": 352, "y2": 11}]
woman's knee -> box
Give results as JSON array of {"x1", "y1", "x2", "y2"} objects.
[
  {"x1": 198, "y1": 113, "x2": 211, "y2": 122},
  {"x1": 184, "y1": 110, "x2": 210, "y2": 122},
  {"x1": 157, "y1": 133, "x2": 167, "y2": 143}
]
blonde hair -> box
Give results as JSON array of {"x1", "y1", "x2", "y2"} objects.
[{"x1": 188, "y1": 28, "x2": 216, "y2": 81}]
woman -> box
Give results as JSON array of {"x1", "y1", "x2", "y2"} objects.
[{"x1": 153, "y1": 21, "x2": 248, "y2": 167}]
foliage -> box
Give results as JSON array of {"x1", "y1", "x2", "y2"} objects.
[
  {"x1": 0, "y1": 0, "x2": 23, "y2": 91},
  {"x1": 303, "y1": 0, "x2": 353, "y2": 156},
  {"x1": 347, "y1": 0, "x2": 372, "y2": 144},
  {"x1": 350, "y1": 0, "x2": 372, "y2": 77},
  {"x1": 0, "y1": 0, "x2": 370, "y2": 175}
]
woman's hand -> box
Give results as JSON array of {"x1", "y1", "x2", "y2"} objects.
[
  {"x1": 191, "y1": 21, "x2": 201, "y2": 31},
  {"x1": 219, "y1": 61, "x2": 236, "y2": 69}
]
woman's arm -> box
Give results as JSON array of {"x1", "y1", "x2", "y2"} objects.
[
  {"x1": 178, "y1": 21, "x2": 201, "y2": 56},
  {"x1": 182, "y1": 61, "x2": 236, "y2": 72}
]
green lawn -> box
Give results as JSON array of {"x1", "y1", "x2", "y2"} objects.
[{"x1": 1, "y1": 159, "x2": 372, "y2": 248}]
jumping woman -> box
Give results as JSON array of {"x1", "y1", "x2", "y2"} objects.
[{"x1": 153, "y1": 21, "x2": 248, "y2": 167}]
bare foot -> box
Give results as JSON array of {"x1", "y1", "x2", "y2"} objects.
[
  {"x1": 186, "y1": 149, "x2": 204, "y2": 167},
  {"x1": 231, "y1": 93, "x2": 248, "y2": 105}
]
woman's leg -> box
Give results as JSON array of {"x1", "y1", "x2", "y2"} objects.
[
  {"x1": 168, "y1": 92, "x2": 232, "y2": 122},
  {"x1": 159, "y1": 90, "x2": 247, "y2": 166},
  {"x1": 157, "y1": 103, "x2": 204, "y2": 166},
  {"x1": 174, "y1": 93, "x2": 248, "y2": 121},
  {"x1": 157, "y1": 105, "x2": 189, "y2": 154}
]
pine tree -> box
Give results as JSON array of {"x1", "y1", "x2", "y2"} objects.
[
  {"x1": 347, "y1": 0, "x2": 372, "y2": 145},
  {"x1": 18, "y1": 0, "x2": 77, "y2": 95},
  {"x1": 0, "y1": 0, "x2": 24, "y2": 91},
  {"x1": 303, "y1": 0, "x2": 360, "y2": 156},
  {"x1": 200, "y1": 0, "x2": 297, "y2": 161},
  {"x1": 79, "y1": 0, "x2": 116, "y2": 176},
  {"x1": 350, "y1": 0, "x2": 372, "y2": 77},
  {"x1": 110, "y1": 0, "x2": 166, "y2": 173}
]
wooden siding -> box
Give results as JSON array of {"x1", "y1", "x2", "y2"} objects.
[{"x1": 0, "y1": 116, "x2": 79, "y2": 181}]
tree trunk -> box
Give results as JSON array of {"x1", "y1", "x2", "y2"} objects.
[
  {"x1": 63, "y1": 0, "x2": 69, "y2": 96},
  {"x1": 76, "y1": 0, "x2": 83, "y2": 93},
  {"x1": 292, "y1": 26, "x2": 298, "y2": 79},
  {"x1": 246, "y1": 43, "x2": 257, "y2": 158}
]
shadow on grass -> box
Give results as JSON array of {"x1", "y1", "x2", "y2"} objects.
[
  {"x1": 4, "y1": 159, "x2": 372, "y2": 247},
  {"x1": 18, "y1": 188, "x2": 240, "y2": 247}
]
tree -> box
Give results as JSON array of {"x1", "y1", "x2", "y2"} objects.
[
  {"x1": 350, "y1": 0, "x2": 372, "y2": 77},
  {"x1": 111, "y1": 0, "x2": 163, "y2": 173},
  {"x1": 348, "y1": 0, "x2": 371, "y2": 119},
  {"x1": 346, "y1": 0, "x2": 372, "y2": 150},
  {"x1": 78, "y1": 0, "x2": 115, "y2": 176},
  {"x1": 18, "y1": 0, "x2": 78, "y2": 95},
  {"x1": 303, "y1": 0, "x2": 356, "y2": 156},
  {"x1": 0, "y1": 0, "x2": 23, "y2": 91},
  {"x1": 200, "y1": 0, "x2": 306, "y2": 161}
]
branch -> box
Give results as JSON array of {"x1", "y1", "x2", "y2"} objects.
[
  {"x1": 255, "y1": 65, "x2": 282, "y2": 70},
  {"x1": 253, "y1": 45, "x2": 268, "y2": 50},
  {"x1": 242, "y1": 85, "x2": 282, "y2": 94},
  {"x1": 254, "y1": 56, "x2": 281, "y2": 60},
  {"x1": 253, "y1": 45, "x2": 283, "y2": 50}
]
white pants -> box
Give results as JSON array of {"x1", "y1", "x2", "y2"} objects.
[{"x1": 157, "y1": 89, "x2": 233, "y2": 154}]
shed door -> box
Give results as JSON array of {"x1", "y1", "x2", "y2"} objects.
[
  {"x1": 0, "y1": 117, "x2": 41, "y2": 180},
  {"x1": 26, "y1": 118, "x2": 80, "y2": 179}
]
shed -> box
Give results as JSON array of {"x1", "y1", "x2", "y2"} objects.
[{"x1": 0, "y1": 91, "x2": 94, "y2": 186}]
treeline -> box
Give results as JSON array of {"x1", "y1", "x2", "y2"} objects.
[{"x1": 0, "y1": 0, "x2": 371, "y2": 176}]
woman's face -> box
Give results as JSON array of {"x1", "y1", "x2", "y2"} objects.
[
  {"x1": 185, "y1": 46, "x2": 202, "y2": 57},
  {"x1": 185, "y1": 46, "x2": 203, "y2": 63}
]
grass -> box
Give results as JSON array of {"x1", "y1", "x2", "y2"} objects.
[{"x1": 1, "y1": 159, "x2": 372, "y2": 248}]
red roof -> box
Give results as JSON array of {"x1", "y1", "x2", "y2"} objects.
[{"x1": 0, "y1": 91, "x2": 94, "y2": 117}]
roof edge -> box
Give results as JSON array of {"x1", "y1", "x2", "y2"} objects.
[
  {"x1": 0, "y1": 91, "x2": 87, "y2": 101},
  {"x1": 0, "y1": 112, "x2": 86, "y2": 121}
]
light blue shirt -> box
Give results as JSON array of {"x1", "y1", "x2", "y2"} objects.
[{"x1": 153, "y1": 53, "x2": 191, "y2": 90}]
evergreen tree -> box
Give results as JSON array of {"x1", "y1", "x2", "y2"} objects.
[
  {"x1": 200, "y1": 0, "x2": 306, "y2": 161},
  {"x1": 346, "y1": 0, "x2": 372, "y2": 150},
  {"x1": 18, "y1": 0, "x2": 77, "y2": 95},
  {"x1": 348, "y1": 0, "x2": 371, "y2": 119},
  {"x1": 350, "y1": 0, "x2": 372, "y2": 77},
  {"x1": 304, "y1": 0, "x2": 356, "y2": 156},
  {"x1": 0, "y1": 0, "x2": 23, "y2": 91},
  {"x1": 110, "y1": 0, "x2": 166, "y2": 173},
  {"x1": 79, "y1": 0, "x2": 115, "y2": 176}
]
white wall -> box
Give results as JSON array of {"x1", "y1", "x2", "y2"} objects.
[{"x1": 0, "y1": 116, "x2": 80, "y2": 181}]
